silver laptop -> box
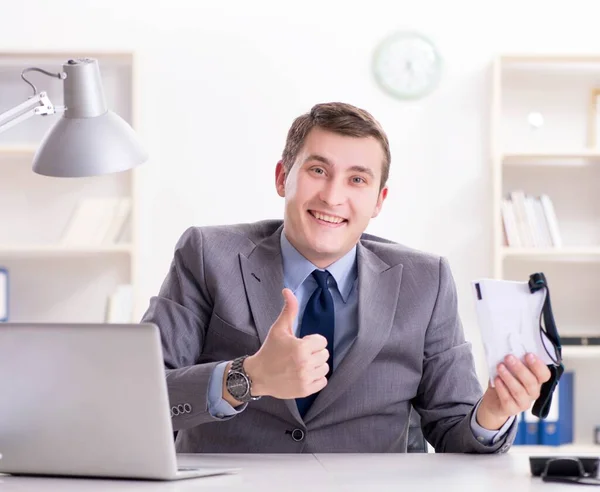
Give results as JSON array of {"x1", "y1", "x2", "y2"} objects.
[{"x1": 0, "y1": 323, "x2": 237, "y2": 480}]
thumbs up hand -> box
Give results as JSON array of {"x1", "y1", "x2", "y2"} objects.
[{"x1": 242, "y1": 289, "x2": 330, "y2": 400}]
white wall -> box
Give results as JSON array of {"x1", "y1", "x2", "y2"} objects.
[{"x1": 1, "y1": 0, "x2": 599, "y2": 381}]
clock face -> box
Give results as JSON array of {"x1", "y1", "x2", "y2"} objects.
[
  {"x1": 227, "y1": 372, "x2": 249, "y2": 399},
  {"x1": 372, "y1": 31, "x2": 442, "y2": 100}
]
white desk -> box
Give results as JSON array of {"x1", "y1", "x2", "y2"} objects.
[{"x1": 0, "y1": 452, "x2": 594, "y2": 491}]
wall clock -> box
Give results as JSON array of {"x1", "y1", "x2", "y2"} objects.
[{"x1": 372, "y1": 31, "x2": 442, "y2": 100}]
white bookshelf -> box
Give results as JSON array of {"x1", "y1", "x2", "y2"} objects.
[
  {"x1": 501, "y1": 247, "x2": 600, "y2": 260},
  {"x1": 491, "y1": 54, "x2": 600, "y2": 448},
  {"x1": 0, "y1": 144, "x2": 37, "y2": 157},
  {"x1": 563, "y1": 346, "x2": 600, "y2": 359},
  {"x1": 0, "y1": 51, "x2": 140, "y2": 324},
  {"x1": 502, "y1": 150, "x2": 600, "y2": 165},
  {"x1": 0, "y1": 244, "x2": 133, "y2": 257}
]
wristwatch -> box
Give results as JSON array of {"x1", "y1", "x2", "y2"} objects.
[{"x1": 225, "y1": 356, "x2": 261, "y2": 403}]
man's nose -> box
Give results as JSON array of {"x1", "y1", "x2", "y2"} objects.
[{"x1": 318, "y1": 179, "x2": 346, "y2": 207}]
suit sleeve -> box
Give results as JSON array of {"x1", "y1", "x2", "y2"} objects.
[
  {"x1": 412, "y1": 257, "x2": 517, "y2": 453},
  {"x1": 141, "y1": 227, "x2": 231, "y2": 430},
  {"x1": 470, "y1": 401, "x2": 516, "y2": 444}
]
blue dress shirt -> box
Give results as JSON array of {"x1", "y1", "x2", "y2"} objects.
[{"x1": 206, "y1": 232, "x2": 512, "y2": 444}]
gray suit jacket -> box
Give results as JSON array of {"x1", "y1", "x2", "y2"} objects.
[{"x1": 141, "y1": 220, "x2": 516, "y2": 453}]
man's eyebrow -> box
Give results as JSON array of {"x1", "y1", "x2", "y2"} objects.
[
  {"x1": 303, "y1": 154, "x2": 332, "y2": 166},
  {"x1": 303, "y1": 154, "x2": 375, "y2": 178},
  {"x1": 348, "y1": 165, "x2": 375, "y2": 178}
]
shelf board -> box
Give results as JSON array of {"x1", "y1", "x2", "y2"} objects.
[
  {"x1": 0, "y1": 52, "x2": 133, "y2": 67},
  {"x1": 500, "y1": 55, "x2": 600, "y2": 74},
  {"x1": 0, "y1": 145, "x2": 37, "y2": 158},
  {"x1": 0, "y1": 244, "x2": 133, "y2": 257},
  {"x1": 562, "y1": 346, "x2": 600, "y2": 359},
  {"x1": 501, "y1": 54, "x2": 600, "y2": 64},
  {"x1": 502, "y1": 150, "x2": 600, "y2": 165},
  {"x1": 502, "y1": 247, "x2": 600, "y2": 259}
]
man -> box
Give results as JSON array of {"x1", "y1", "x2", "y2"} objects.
[{"x1": 141, "y1": 102, "x2": 550, "y2": 453}]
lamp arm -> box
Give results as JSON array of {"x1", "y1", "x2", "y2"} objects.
[{"x1": 0, "y1": 92, "x2": 64, "y2": 135}]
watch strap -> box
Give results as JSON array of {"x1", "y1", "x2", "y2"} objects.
[{"x1": 231, "y1": 355, "x2": 247, "y2": 374}]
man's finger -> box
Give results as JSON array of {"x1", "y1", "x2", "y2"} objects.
[
  {"x1": 302, "y1": 334, "x2": 328, "y2": 352},
  {"x1": 524, "y1": 353, "x2": 552, "y2": 384},
  {"x1": 494, "y1": 377, "x2": 520, "y2": 416},
  {"x1": 504, "y1": 355, "x2": 539, "y2": 399},
  {"x1": 272, "y1": 288, "x2": 298, "y2": 336},
  {"x1": 313, "y1": 362, "x2": 329, "y2": 379},
  {"x1": 281, "y1": 288, "x2": 299, "y2": 322},
  {"x1": 312, "y1": 348, "x2": 329, "y2": 367},
  {"x1": 309, "y1": 377, "x2": 328, "y2": 394},
  {"x1": 497, "y1": 362, "x2": 529, "y2": 407}
]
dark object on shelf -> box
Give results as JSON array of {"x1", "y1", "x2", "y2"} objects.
[
  {"x1": 561, "y1": 336, "x2": 600, "y2": 346},
  {"x1": 528, "y1": 272, "x2": 564, "y2": 420}
]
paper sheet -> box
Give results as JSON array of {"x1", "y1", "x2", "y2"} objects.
[{"x1": 472, "y1": 278, "x2": 557, "y2": 385}]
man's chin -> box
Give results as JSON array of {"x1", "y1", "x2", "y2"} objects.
[{"x1": 306, "y1": 241, "x2": 346, "y2": 259}]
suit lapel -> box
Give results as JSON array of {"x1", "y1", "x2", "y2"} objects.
[
  {"x1": 304, "y1": 242, "x2": 403, "y2": 423},
  {"x1": 239, "y1": 226, "x2": 304, "y2": 424},
  {"x1": 239, "y1": 226, "x2": 285, "y2": 345}
]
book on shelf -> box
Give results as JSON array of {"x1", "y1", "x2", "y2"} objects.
[
  {"x1": 61, "y1": 197, "x2": 132, "y2": 246},
  {"x1": 538, "y1": 372, "x2": 574, "y2": 446},
  {"x1": 0, "y1": 268, "x2": 7, "y2": 322},
  {"x1": 501, "y1": 191, "x2": 562, "y2": 248},
  {"x1": 513, "y1": 372, "x2": 574, "y2": 446},
  {"x1": 522, "y1": 408, "x2": 540, "y2": 445}
]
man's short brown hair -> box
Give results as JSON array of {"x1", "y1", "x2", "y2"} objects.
[{"x1": 281, "y1": 102, "x2": 391, "y2": 190}]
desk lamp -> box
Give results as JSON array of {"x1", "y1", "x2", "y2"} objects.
[{"x1": 0, "y1": 57, "x2": 146, "y2": 177}]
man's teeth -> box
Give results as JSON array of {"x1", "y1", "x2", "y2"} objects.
[{"x1": 312, "y1": 211, "x2": 344, "y2": 224}]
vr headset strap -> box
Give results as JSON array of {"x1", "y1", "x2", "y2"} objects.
[{"x1": 528, "y1": 272, "x2": 564, "y2": 419}]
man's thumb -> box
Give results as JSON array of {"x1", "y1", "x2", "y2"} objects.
[{"x1": 272, "y1": 288, "x2": 298, "y2": 336}]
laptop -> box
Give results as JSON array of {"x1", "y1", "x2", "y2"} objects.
[{"x1": 0, "y1": 322, "x2": 238, "y2": 480}]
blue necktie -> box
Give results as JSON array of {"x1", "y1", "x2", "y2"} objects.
[{"x1": 296, "y1": 270, "x2": 335, "y2": 418}]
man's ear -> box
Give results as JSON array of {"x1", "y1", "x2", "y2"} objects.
[
  {"x1": 275, "y1": 160, "x2": 286, "y2": 197},
  {"x1": 371, "y1": 186, "x2": 388, "y2": 218}
]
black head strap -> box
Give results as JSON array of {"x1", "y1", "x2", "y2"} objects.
[{"x1": 528, "y1": 272, "x2": 564, "y2": 419}]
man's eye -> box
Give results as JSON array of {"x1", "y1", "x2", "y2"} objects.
[
  {"x1": 311, "y1": 167, "x2": 325, "y2": 175},
  {"x1": 352, "y1": 176, "x2": 366, "y2": 184}
]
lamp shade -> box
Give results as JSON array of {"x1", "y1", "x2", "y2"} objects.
[{"x1": 32, "y1": 58, "x2": 147, "y2": 178}]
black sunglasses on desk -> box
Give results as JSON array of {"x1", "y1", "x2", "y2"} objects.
[{"x1": 530, "y1": 456, "x2": 600, "y2": 485}]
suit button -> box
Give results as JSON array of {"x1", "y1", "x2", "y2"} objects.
[{"x1": 291, "y1": 429, "x2": 305, "y2": 442}]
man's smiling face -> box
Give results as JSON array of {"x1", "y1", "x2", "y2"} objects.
[{"x1": 275, "y1": 127, "x2": 388, "y2": 268}]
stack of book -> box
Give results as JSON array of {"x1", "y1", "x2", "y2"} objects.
[{"x1": 501, "y1": 191, "x2": 562, "y2": 248}]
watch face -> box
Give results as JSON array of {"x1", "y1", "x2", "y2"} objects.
[
  {"x1": 227, "y1": 372, "x2": 249, "y2": 399},
  {"x1": 372, "y1": 30, "x2": 442, "y2": 100}
]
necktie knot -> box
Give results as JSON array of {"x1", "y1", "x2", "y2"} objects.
[{"x1": 311, "y1": 269, "x2": 330, "y2": 290}]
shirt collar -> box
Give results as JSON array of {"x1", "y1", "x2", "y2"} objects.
[{"x1": 280, "y1": 231, "x2": 357, "y2": 303}]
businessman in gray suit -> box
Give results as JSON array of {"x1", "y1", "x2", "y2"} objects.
[{"x1": 141, "y1": 102, "x2": 550, "y2": 453}]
